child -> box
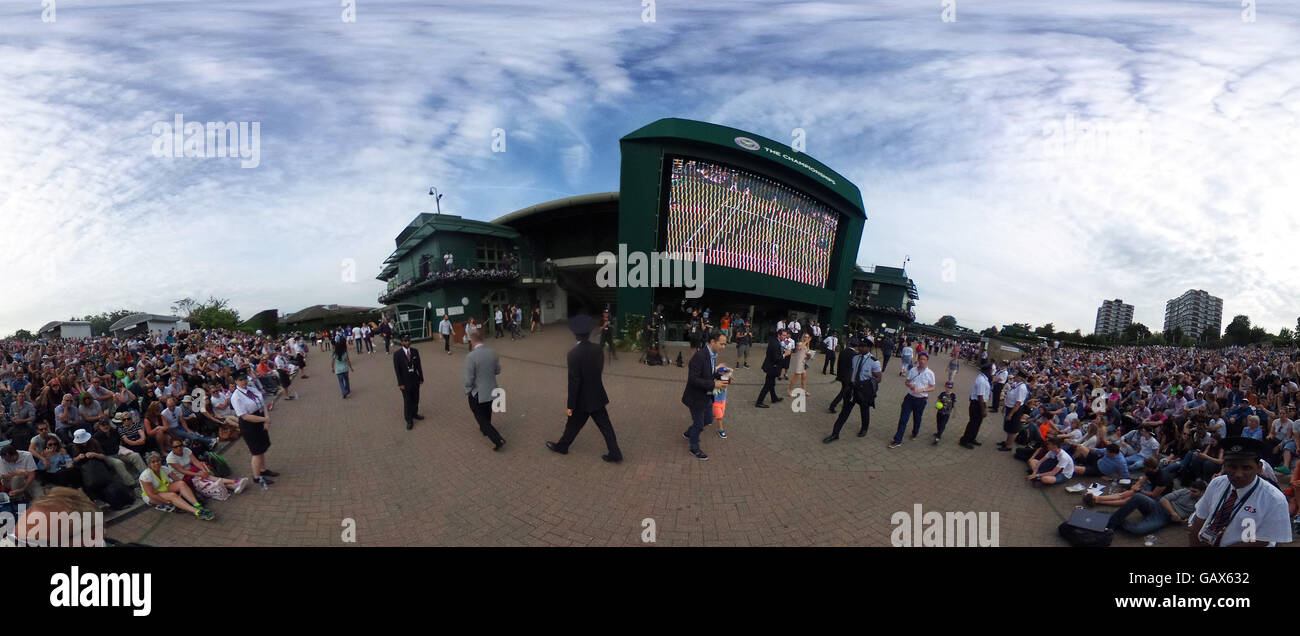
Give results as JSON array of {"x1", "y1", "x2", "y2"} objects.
[
  {"x1": 715, "y1": 365, "x2": 731, "y2": 439},
  {"x1": 933, "y1": 381, "x2": 956, "y2": 445}
]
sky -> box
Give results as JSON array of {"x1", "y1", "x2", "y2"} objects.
[{"x1": 1, "y1": 0, "x2": 1297, "y2": 337}]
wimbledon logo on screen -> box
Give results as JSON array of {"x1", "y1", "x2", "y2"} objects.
[{"x1": 732, "y1": 137, "x2": 835, "y2": 186}]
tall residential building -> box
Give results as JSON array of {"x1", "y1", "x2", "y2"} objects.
[
  {"x1": 1163, "y1": 289, "x2": 1223, "y2": 339},
  {"x1": 1094, "y1": 299, "x2": 1134, "y2": 335}
]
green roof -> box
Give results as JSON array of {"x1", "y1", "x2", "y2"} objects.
[
  {"x1": 381, "y1": 213, "x2": 520, "y2": 270},
  {"x1": 852, "y1": 266, "x2": 919, "y2": 300}
]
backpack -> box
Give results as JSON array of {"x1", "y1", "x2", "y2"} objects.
[
  {"x1": 1057, "y1": 522, "x2": 1114, "y2": 547},
  {"x1": 851, "y1": 356, "x2": 878, "y2": 407},
  {"x1": 202, "y1": 451, "x2": 232, "y2": 478}
]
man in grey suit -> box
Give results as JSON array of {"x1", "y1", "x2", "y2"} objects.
[{"x1": 464, "y1": 328, "x2": 505, "y2": 450}]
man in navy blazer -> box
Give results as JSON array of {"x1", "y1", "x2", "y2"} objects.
[
  {"x1": 546, "y1": 314, "x2": 622, "y2": 463},
  {"x1": 755, "y1": 327, "x2": 790, "y2": 408},
  {"x1": 682, "y1": 330, "x2": 729, "y2": 460}
]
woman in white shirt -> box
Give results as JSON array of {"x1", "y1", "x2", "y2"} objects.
[{"x1": 138, "y1": 452, "x2": 213, "y2": 520}]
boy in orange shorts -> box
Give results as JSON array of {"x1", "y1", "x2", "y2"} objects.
[{"x1": 715, "y1": 365, "x2": 731, "y2": 439}]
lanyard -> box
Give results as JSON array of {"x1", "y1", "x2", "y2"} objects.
[{"x1": 1211, "y1": 479, "x2": 1261, "y2": 533}]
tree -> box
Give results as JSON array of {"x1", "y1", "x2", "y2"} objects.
[
  {"x1": 980, "y1": 326, "x2": 998, "y2": 337},
  {"x1": 1249, "y1": 326, "x2": 1269, "y2": 345},
  {"x1": 1122, "y1": 323, "x2": 1151, "y2": 344},
  {"x1": 1034, "y1": 323, "x2": 1056, "y2": 338},
  {"x1": 936, "y1": 315, "x2": 958, "y2": 330},
  {"x1": 1224, "y1": 315, "x2": 1251, "y2": 346},
  {"x1": 188, "y1": 297, "x2": 241, "y2": 330},
  {"x1": 1169, "y1": 326, "x2": 1184, "y2": 345},
  {"x1": 10, "y1": 329, "x2": 34, "y2": 341},
  {"x1": 1000, "y1": 323, "x2": 1033, "y2": 339},
  {"x1": 1276, "y1": 327, "x2": 1293, "y2": 347},
  {"x1": 172, "y1": 297, "x2": 199, "y2": 319}
]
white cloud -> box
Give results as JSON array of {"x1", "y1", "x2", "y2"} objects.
[{"x1": 0, "y1": 0, "x2": 1297, "y2": 336}]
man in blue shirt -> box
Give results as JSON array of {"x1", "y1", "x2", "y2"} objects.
[{"x1": 1074, "y1": 443, "x2": 1130, "y2": 479}]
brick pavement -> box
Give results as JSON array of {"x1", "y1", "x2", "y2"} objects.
[{"x1": 105, "y1": 329, "x2": 1202, "y2": 547}]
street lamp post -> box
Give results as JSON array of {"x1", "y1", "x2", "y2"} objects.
[{"x1": 428, "y1": 186, "x2": 443, "y2": 215}]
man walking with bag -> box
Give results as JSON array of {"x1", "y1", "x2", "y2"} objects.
[{"x1": 824, "y1": 337, "x2": 880, "y2": 443}]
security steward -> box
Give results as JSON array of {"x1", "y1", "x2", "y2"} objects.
[
  {"x1": 393, "y1": 335, "x2": 425, "y2": 430},
  {"x1": 1188, "y1": 436, "x2": 1293, "y2": 547}
]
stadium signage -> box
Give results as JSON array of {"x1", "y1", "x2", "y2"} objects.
[{"x1": 733, "y1": 135, "x2": 838, "y2": 187}]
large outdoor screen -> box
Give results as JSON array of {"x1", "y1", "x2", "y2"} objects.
[{"x1": 665, "y1": 156, "x2": 839, "y2": 287}]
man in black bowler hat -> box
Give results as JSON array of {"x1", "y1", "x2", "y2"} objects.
[{"x1": 546, "y1": 314, "x2": 622, "y2": 462}]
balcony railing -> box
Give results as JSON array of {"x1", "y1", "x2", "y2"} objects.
[
  {"x1": 376, "y1": 259, "x2": 557, "y2": 305},
  {"x1": 378, "y1": 267, "x2": 520, "y2": 305}
]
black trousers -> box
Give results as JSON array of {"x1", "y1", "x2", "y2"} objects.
[
  {"x1": 757, "y1": 373, "x2": 780, "y2": 404},
  {"x1": 444, "y1": 336, "x2": 451, "y2": 353},
  {"x1": 959, "y1": 400, "x2": 985, "y2": 444},
  {"x1": 990, "y1": 382, "x2": 1004, "y2": 411},
  {"x1": 831, "y1": 393, "x2": 870, "y2": 437},
  {"x1": 383, "y1": 336, "x2": 391, "y2": 353},
  {"x1": 829, "y1": 381, "x2": 852, "y2": 410},
  {"x1": 821, "y1": 351, "x2": 836, "y2": 374},
  {"x1": 401, "y1": 384, "x2": 421, "y2": 424},
  {"x1": 468, "y1": 395, "x2": 503, "y2": 445},
  {"x1": 555, "y1": 407, "x2": 621, "y2": 460}
]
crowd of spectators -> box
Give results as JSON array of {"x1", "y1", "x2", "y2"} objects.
[
  {"x1": 0, "y1": 328, "x2": 306, "y2": 520},
  {"x1": 990, "y1": 343, "x2": 1300, "y2": 542}
]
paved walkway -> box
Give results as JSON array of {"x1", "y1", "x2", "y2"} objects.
[{"x1": 105, "y1": 329, "x2": 1193, "y2": 546}]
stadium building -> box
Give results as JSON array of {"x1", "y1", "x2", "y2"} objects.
[{"x1": 377, "y1": 118, "x2": 916, "y2": 340}]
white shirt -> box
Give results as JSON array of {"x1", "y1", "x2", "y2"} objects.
[
  {"x1": 495, "y1": 311, "x2": 503, "y2": 324},
  {"x1": 230, "y1": 386, "x2": 265, "y2": 418},
  {"x1": 970, "y1": 373, "x2": 991, "y2": 402},
  {"x1": 994, "y1": 369, "x2": 1009, "y2": 383},
  {"x1": 352, "y1": 327, "x2": 362, "y2": 339},
  {"x1": 902, "y1": 346, "x2": 913, "y2": 358},
  {"x1": 440, "y1": 320, "x2": 452, "y2": 335},
  {"x1": 166, "y1": 447, "x2": 196, "y2": 471},
  {"x1": 905, "y1": 366, "x2": 936, "y2": 399},
  {"x1": 1005, "y1": 382, "x2": 1029, "y2": 408},
  {"x1": 823, "y1": 335, "x2": 838, "y2": 352},
  {"x1": 1049, "y1": 448, "x2": 1075, "y2": 479},
  {"x1": 1191, "y1": 475, "x2": 1292, "y2": 546}
]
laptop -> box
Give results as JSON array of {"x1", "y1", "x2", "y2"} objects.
[{"x1": 1066, "y1": 508, "x2": 1110, "y2": 532}]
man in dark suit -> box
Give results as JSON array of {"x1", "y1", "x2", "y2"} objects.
[
  {"x1": 463, "y1": 328, "x2": 504, "y2": 450},
  {"x1": 546, "y1": 314, "x2": 622, "y2": 462},
  {"x1": 682, "y1": 330, "x2": 728, "y2": 461},
  {"x1": 827, "y1": 336, "x2": 857, "y2": 413},
  {"x1": 824, "y1": 337, "x2": 881, "y2": 443},
  {"x1": 754, "y1": 328, "x2": 790, "y2": 408},
  {"x1": 393, "y1": 335, "x2": 424, "y2": 430}
]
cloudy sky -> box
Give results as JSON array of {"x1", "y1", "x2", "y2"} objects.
[{"x1": 2, "y1": 0, "x2": 1297, "y2": 337}]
